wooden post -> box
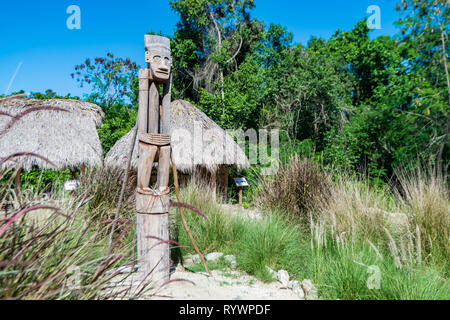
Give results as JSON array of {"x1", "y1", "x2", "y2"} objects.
[
  {"x1": 238, "y1": 187, "x2": 243, "y2": 206},
  {"x1": 14, "y1": 167, "x2": 22, "y2": 199},
  {"x1": 80, "y1": 164, "x2": 86, "y2": 178},
  {"x1": 136, "y1": 205, "x2": 170, "y2": 281},
  {"x1": 233, "y1": 177, "x2": 248, "y2": 207},
  {"x1": 217, "y1": 165, "x2": 228, "y2": 202},
  {"x1": 70, "y1": 169, "x2": 77, "y2": 180},
  {"x1": 137, "y1": 143, "x2": 157, "y2": 190},
  {"x1": 211, "y1": 170, "x2": 217, "y2": 202},
  {"x1": 156, "y1": 146, "x2": 171, "y2": 189},
  {"x1": 161, "y1": 77, "x2": 171, "y2": 135}
]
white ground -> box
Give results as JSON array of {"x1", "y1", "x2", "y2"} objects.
[
  {"x1": 106, "y1": 267, "x2": 302, "y2": 300},
  {"x1": 104, "y1": 204, "x2": 306, "y2": 300}
]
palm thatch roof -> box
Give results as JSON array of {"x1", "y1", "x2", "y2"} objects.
[
  {"x1": 0, "y1": 97, "x2": 104, "y2": 170},
  {"x1": 105, "y1": 100, "x2": 250, "y2": 173}
]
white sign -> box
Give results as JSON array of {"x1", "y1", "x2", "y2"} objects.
[
  {"x1": 234, "y1": 177, "x2": 249, "y2": 187},
  {"x1": 64, "y1": 180, "x2": 80, "y2": 191}
]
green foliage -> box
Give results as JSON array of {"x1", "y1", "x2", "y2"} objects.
[
  {"x1": 176, "y1": 178, "x2": 449, "y2": 299},
  {"x1": 30, "y1": 89, "x2": 80, "y2": 100},
  {"x1": 98, "y1": 104, "x2": 137, "y2": 154},
  {"x1": 63, "y1": 0, "x2": 448, "y2": 183},
  {"x1": 0, "y1": 168, "x2": 72, "y2": 194},
  {"x1": 21, "y1": 169, "x2": 73, "y2": 191},
  {"x1": 72, "y1": 53, "x2": 139, "y2": 108},
  {"x1": 72, "y1": 53, "x2": 140, "y2": 153}
]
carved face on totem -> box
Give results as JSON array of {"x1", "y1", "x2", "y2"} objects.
[{"x1": 145, "y1": 35, "x2": 172, "y2": 82}]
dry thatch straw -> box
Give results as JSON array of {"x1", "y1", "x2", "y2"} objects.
[
  {"x1": 105, "y1": 100, "x2": 249, "y2": 174},
  {"x1": 0, "y1": 98, "x2": 104, "y2": 170}
]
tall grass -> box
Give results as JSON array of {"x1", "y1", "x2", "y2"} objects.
[
  {"x1": 176, "y1": 160, "x2": 449, "y2": 300},
  {"x1": 176, "y1": 180, "x2": 241, "y2": 253},
  {"x1": 316, "y1": 175, "x2": 396, "y2": 241},
  {"x1": 0, "y1": 170, "x2": 152, "y2": 300},
  {"x1": 305, "y1": 227, "x2": 449, "y2": 300},
  {"x1": 396, "y1": 169, "x2": 449, "y2": 274}
]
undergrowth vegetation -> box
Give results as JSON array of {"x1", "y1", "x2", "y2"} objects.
[
  {"x1": 0, "y1": 168, "x2": 152, "y2": 300},
  {"x1": 1, "y1": 155, "x2": 448, "y2": 300},
  {"x1": 176, "y1": 159, "x2": 449, "y2": 300}
]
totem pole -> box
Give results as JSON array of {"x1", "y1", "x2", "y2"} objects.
[{"x1": 136, "y1": 35, "x2": 172, "y2": 282}]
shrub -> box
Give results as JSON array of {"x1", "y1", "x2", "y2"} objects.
[
  {"x1": 236, "y1": 213, "x2": 305, "y2": 281},
  {"x1": 255, "y1": 154, "x2": 331, "y2": 221}
]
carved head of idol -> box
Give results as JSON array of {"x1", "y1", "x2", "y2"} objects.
[{"x1": 145, "y1": 35, "x2": 172, "y2": 82}]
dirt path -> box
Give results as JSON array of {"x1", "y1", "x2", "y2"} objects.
[
  {"x1": 107, "y1": 268, "x2": 302, "y2": 300},
  {"x1": 104, "y1": 205, "x2": 310, "y2": 300}
]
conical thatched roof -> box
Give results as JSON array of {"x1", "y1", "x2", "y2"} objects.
[
  {"x1": 0, "y1": 98, "x2": 104, "y2": 170},
  {"x1": 105, "y1": 100, "x2": 250, "y2": 173}
]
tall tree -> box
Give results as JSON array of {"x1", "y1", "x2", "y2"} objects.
[
  {"x1": 395, "y1": 0, "x2": 449, "y2": 173},
  {"x1": 170, "y1": 0, "x2": 263, "y2": 116}
]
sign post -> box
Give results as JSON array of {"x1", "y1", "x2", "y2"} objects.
[{"x1": 233, "y1": 177, "x2": 249, "y2": 206}]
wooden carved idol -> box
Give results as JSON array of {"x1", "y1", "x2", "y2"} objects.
[{"x1": 136, "y1": 35, "x2": 172, "y2": 282}]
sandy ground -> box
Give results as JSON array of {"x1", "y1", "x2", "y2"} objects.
[
  {"x1": 103, "y1": 205, "x2": 299, "y2": 300},
  {"x1": 106, "y1": 267, "x2": 302, "y2": 300}
]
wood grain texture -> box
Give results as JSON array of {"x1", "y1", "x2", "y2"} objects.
[
  {"x1": 156, "y1": 145, "x2": 171, "y2": 190},
  {"x1": 136, "y1": 213, "x2": 170, "y2": 283},
  {"x1": 136, "y1": 192, "x2": 170, "y2": 214},
  {"x1": 138, "y1": 69, "x2": 149, "y2": 133},
  {"x1": 161, "y1": 77, "x2": 172, "y2": 135},
  {"x1": 148, "y1": 82, "x2": 159, "y2": 134},
  {"x1": 137, "y1": 142, "x2": 157, "y2": 190}
]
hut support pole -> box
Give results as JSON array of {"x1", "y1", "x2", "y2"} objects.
[
  {"x1": 14, "y1": 167, "x2": 22, "y2": 201},
  {"x1": 211, "y1": 171, "x2": 217, "y2": 202},
  {"x1": 80, "y1": 164, "x2": 86, "y2": 178}
]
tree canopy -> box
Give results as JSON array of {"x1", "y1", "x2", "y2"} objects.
[{"x1": 69, "y1": 0, "x2": 449, "y2": 181}]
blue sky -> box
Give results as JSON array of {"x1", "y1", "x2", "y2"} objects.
[{"x1": 0, "y1": 0, "x2": 402, "y2": 98}]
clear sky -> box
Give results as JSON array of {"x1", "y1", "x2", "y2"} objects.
[{"x1": 0, "y1": 0, "x2": 402, "y2": 98}]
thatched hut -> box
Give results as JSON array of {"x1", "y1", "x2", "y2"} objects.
[
  {"x1": 105, "y1": 100, "x2": 250, "y2": 199},
  {"x1": 0, "y1": 97, "x2": 104, "y2": 187}
]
